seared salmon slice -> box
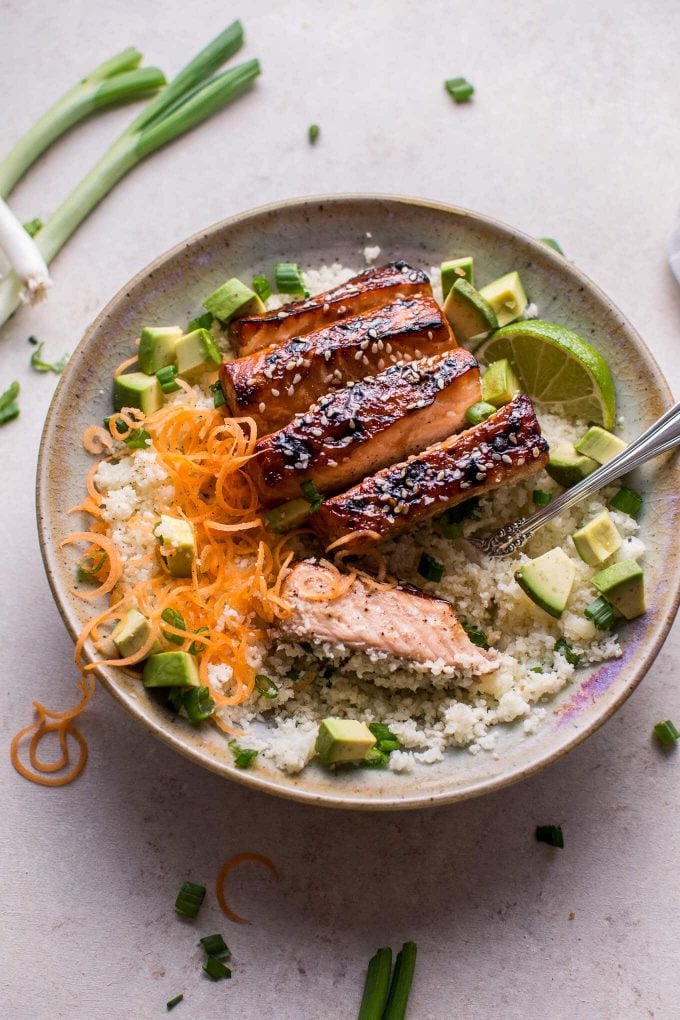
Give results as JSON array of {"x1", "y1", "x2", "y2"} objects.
[
  {"x1": 231, "y1": 261, "x2": 431, "y2": 356},
  {"x1": 312, "y1": 395, "x2": 549, "y2": 548},
  {"x1": 249, "y1": 349, "x2": 481, "y2": 505},
  {"x1": 279, "y1": 560, "x2": 501, "y2": 673},
  {"x1": 220, "y1": 296, "x2": 455, "y2": 436}
]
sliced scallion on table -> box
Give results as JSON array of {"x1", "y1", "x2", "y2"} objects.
[
  {"x1": 251, "y1": 273, "x2": 272, "y2": 302},
  {"x1": 29, "y1": 341, "x2": 68, "y2": 374},
  {"x1": 417, "y1": 551, "x2": 444, "y2": 583},
  {"x1": 383, "y1": 941, "x2": 418, "y2": 1020},
  {"x1": 653, "y1": 719, "x2": 680, "y2": 746},
  {"x1": 200, "y1": 933, "x2": 231, "y2": 958},
  {"x1": 166, "y1": 993, "x2": 184, "y2": 1010},
  {"x1": 535, "y1": 825, "x2": 564, "y2": 848},
  {"x1": 275, "y1": 261, "x2": 307, "y2": 297},
  {"x1": 610, "y1": 486, "x2": 643, "y2": 517},
  {"x1": 445, "y1": 77, "x2": 474, "y2": 103},
  {"x1": 0, "y1": 381, "x2": 20, "y2": 425},
  {"x1": 174, "y1": 881, "x2": 206, "y2": 918},
  {"x1": 358, "y1": 946, "x2": 392, "y2": 1020},
  {"x1": 203, "y1": 956, "x2": 232, "y2": 980},
  {"x1": 0, "y1": 23, "x2": 261, "y2": 329},
  {"x1": 308, "y1": 123, "x2": 320, "y2": 144}
]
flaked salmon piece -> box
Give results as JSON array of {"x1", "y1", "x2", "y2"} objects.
[
  {"x1": 231, "y1": 261, "x2": 432, "y2": 356},
  {"x1": 312, "y1": 395, "x2": 549, "y2": 548},
  {"x1": 220, "y1": 296, "x2": 455, "y2": 436},
  {"x1": 249, "y1": 349, "x2": 481, "y2": 505},
  {"x1": 279, "y1": 560, "x2": 501, "y2": 674}
]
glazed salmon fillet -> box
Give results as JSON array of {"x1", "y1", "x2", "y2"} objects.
[
  {"x1": 279, "y1": 560, "x2": 501, "y2": 674},
  {"x1": 220, "y1": 296, "x2": 455, "y2": 436},
  {"x1": 231, "y1": 261, "x2": 431, "y2": 356},
  {"x1": 249, "y1": 349, "x2": 481, "y2": 504},
  {"x1": 312, "y1": 395, "x2": 549, "y2": 548}
]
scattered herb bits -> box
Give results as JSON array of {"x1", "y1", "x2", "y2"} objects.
[
  {"x1": 417, "y1": 552, "x2": 444, "y2": 583},
  {"x1": 445, "y1": 76, "x2": 474, "y2": 103},
  {"x1": 182, "y1": 686, "x2": 215, "y2": 722},
  {"x1": 156, "y1": 364, "x2": 180, "y2": 393},
  {"x1": 166, "y1": 993, "x2": 184, "y2": 1011},
  {"x1": 365, "y1": 722, "x2": 402, "y2": 766},
  {"x1": 210, "y1": 380, "x2": 226, "y2": 408},
  {"x1": 653, "y1": 719, "x2": 680, "y2": 746},
  {"x1": 610, "y1": 486, "x2": 643, "y2": 517},
  {"x1": 203, "y1": 956, "x2": 232, "y2": 981},
  {"x1": 162, "y1": 607, "x2": 187, "y2": 645},
  {"x1": 532, "y1": 489, "x2": 551, "y2": 507},
  {"x1": 187, "y1": 311, "x2": 213, "y2": 332},
  {"x1": 77, "y1": 550, "x2": 108, "y2": 582},
  {"x1": 29, "y1": 342, "x2": 68, "y2": 374},
  {"x1": 536, "y1": 824, "x2": 564, "y2": 848},
  {"x1": 540, "y1": 238, "x2": 565, "y2": 255},
  {"x1": 229, "y1": 741, "x2": 258, "y2": 768},
  {"x1": 554, "y1": 637, "x2": 580, "y2": 667},
  {"x1": 308, "y1": 123, "x2": 320, "y2": 144},
  {"x1": 122, "y1": 427, "x2": 151, "y2": 449},
  {"x1": 188, "y1": 627, "x2": 209, "y2": 655},
  {"x1": 23, "y1": 218, "x2": 43, "y2": 238},
  {"x1": 300, "y1": 478, "x2": 323, "y2": 512},
  {"x1": 174, "y1": 881, "x2": 206, "y2": 919},
  {"x1": 463, "y1": 623, "x2": 489, "y2": 649},
  {"x1": 200, "y1": 933, "x2": 231, "y2": 958},
  {"x1": 274, "y1": 261, "x2": 307, "y2": 297},
  {"x1": 251, "y1": 274, "x2": 272, "y2": 302},
  {"x1": 255, "y1": 674, "x2": 279, "y2": 699},
  {"x1": 585, "y1": 596, "x2": 619, "y2": 630}
]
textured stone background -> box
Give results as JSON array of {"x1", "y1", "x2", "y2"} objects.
[{"x1": 1, "y1": 1, "x2": 679, "y2": 1016}]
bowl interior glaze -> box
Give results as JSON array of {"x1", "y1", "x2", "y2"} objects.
[{"x1": 37, "y1": 195, "x2": 680, "y2": 810}]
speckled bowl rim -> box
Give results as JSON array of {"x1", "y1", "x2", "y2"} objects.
[{"x1": 36, "y1": 193, "x2": 680, "y2": 811}]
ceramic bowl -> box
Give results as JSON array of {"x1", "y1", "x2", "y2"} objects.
[{"x1": 37, "y1": 195, "x2": 680, "y2": 810}]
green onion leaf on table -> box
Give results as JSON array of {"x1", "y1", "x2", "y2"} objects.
[
  {"x1": 358, "y1": 946, "x2": 392, "y2": 1020},
  {"x1": 166, "y1": 993, "x2": 184, "y2": 1010},
  {"x1": 275, "y1": 261, "x2": 308, "y2": 297},
  {"x1": 445, "y1": 77, "x2": 474, "y2": 103},
  {"x1": 0, "y1": 381, "x2": 20, "y2": 425},
  {"x1": 0, "y1": 22, "x2": 261, "y2": 329},
  {"x1": 383, "y1": 942, "x2": 418, "y2": 1020},
  {"x1": 174, "y1": 881, "x2": 206, "y2": 918},
  {"x1": 653, "y1": 719, "x2": 680, "y2": 746},
  {"x1": 251, "y1": 274, "x2": 272, "y2": 302},
  {"x1": 229, "y1": 741, "x2": 258, "y2": 768},
  {"x1": 29, "y1": 341, "x2": 68, "y2": 374},
  {"x1": 535, "y1": 824, "x2": 564, "y2": 848}
]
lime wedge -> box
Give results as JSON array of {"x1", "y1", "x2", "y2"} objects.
[{"x1": 476, "y1": 320, "x2": 616, "y2": 428}]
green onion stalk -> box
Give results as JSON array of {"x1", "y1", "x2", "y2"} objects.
[{"x1": 0, "y1": 22, "x2": 259, "y2": 329}]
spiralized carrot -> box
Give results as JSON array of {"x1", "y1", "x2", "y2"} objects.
[
  {"x1": 216, "y1": 853, "x2": 279, "y2": 924},
  {"x1": 60, "y1": 532, "x2": 122, "y2": 601},
  {"x1": 325, "y1": 530, "x2": 382, "y2": 552},
  {"x1": 82, "y1": 425, "x2": 114, "y2": 454},
  {"x1": 114, "y1": 354, "x2": 138, "y2": 377}
]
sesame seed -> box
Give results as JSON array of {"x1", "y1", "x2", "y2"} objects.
[
  {"x1": 436, "y1": 471, "x2": 446, "y2": 481},
  {"x1": 360, "y1": 339, "x2": 369, "y2": 350},
  {"x1": 258, "y1": 402, "x2": 266, "y2": 413},
  {"x1": 325, "y1": 373, "x2": 334, "y2": 384},
  {"x1": 292, "y1": 373, "x2": 302, "y2": 385},
  {"x1": 532, "y1": 447, "x2": 540, "y2": 458},
  {"x1": 378, "y1": 359, "x2": 385, "y2": 370},
  {"x1": 453, "y1": 469, "x2": 463, "y2": 480},
  {"x1": 427, "y1": 330, "x2": 433, "y2": 340},
  {"x1": 414, "y1": 349, "x2": 422, "y2": 358},
  {"x1": 286, "y1": 360, "x2": 296, "y2": 371},
  {"x1": 286, "y1": 385, "x2": 295, "y2": 397},
  {"x1": 501, "y1": 454, "x2": 512, "y2": 464},
  {"x1": 355, "y1": 350, "x2": 363, "y2": 361},
  {"x1": 362, "y1": 355, "x2": 370, "y2": 366},
  {"x1": 309, "y1": 427, "x2": 323, "y2": 437},
  {"x1": 509, "y1": 434, "x2": 518, "y2": 445},
  {"x1": 368, "y1": 328, "x2": 378, "y2": 339},
  {"x1": 327, "y1": 459, "x2": 337, "y2": 467},
  {"x1": 491, "y1": 453, "x2": 501, "y2": 461},
  {"x1": 436, "y1": 377, "x2": 445, "y2": 390},
  {"x1": 385, "y1": 343, "x2": 392, "y2": 354},
  {"x1": 324, "y1": 349, "x2": 332, "y2": 361},
  {"x1": 409, "y1": 272, "x2": 419, "y2": 282},
  {"x1": 460, "y1": 481, "x2": 471, "y2": 489},
  {"x1": 271, "y1": 388, "x2": 280, "y2": 397},
  {"x1": 517, "y1": 457, "x2": 525, "y2": 466},
  {"x1": 323, "y1": 302, "x2": 330, "y2": 312},
  {"x1": 475, "y1": 472, "x2": 487, "y2": 481}
]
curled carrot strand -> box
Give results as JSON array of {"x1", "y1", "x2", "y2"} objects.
[{"x1": 216, "y1": 853, "x2": 279, "y2": 924}]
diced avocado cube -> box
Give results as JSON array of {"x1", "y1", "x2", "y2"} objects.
[
  {"x1": 546, "y1": 443, "x2": 599, "y2": 487},
  {"x1": 479, "y1": 271, "x2": 528, "y2": 327},
  {"x1": 572, "y1": 510, "x2": 622, "y2": 566},
  {"x1": 203, "y1": 278, "x2": 266, "y2": 324},
  {"x1": 111, "y1": 608, "x2": 160, "y2": 659},
  {"x1": 481, "y1": 359, "x2": 520, "y2": 407},
  {"x1": 315, "y1": 718, "x2": 377, "y2": 765},
  {"x1": 442, "y1": 278, "x2": 498, "y2": 344},
  {"x1": 155, "y1": 514, "x2": 196, "y2": 577},
  {"x1": 137, "y1": 326, "x2": 182, "y2": 375},
  {"x1": 113, "y1": 372, "x2": 163, "y2": 415},
  {"x1": 175, "y1": 328, "x2": 221, "y2": 382},
  {"x1": 441, "y1": 256, "x2": 474, "y2": 297},
  {"x1": 142, "y1": 651, "x2": 200, "y2": 688},
  {"x1": 264, "y1": 498, "x2": 311, "y2": 534},
  {"x1": 592, "y1": 559, "x2": 645, "y2": 620},
  {"x1": 515, "y1": 547, "x2": 576, "y2": 619},
  {"x1": 574, "y1": 426, "x2": 627, "y2": 465}
]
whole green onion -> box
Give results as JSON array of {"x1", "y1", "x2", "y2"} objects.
[
  {"x1": 0, "y1": 381, "x2": 20, "y2": 425},
  {"x1": 383, "y1": 942, "x2": 418, "y2": 1020},
  {"x1": 357, "y1": 947, "x2": 392, "y2": 1020}
]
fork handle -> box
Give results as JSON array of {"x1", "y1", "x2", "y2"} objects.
[{"x1": 517, "y1": 399, "x2": 680, "y2": 542}]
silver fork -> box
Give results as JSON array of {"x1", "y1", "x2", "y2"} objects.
[{"x1": 468, "y1": 399, "x2": 680, "y2": 558}]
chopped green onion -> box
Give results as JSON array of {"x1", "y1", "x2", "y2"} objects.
[
  {"x1": 229, "y1": 741, "x2": 258, "y2": 769},
  {"x1": 188, "y1": 627, "x2": 209, "y2": 655},
  {"x1": 251, "y1": 274, "x2": 272, "y2": 302},
  {"x1": 203, "y1": 956, "x2": 232, "y2": 980},
  {"x1": 300, "y1": 478, "x2": 324, "y2": 512},
  {"x1": 275, "y1": 261, "x2": 307, "y2": 297},
  {"x1": 156, "y1": 364, "x2": 180, "y2": 393},
  {"x1": 27, "y1": 334, "x2": 39, "y2": 345},
  {"x1": 23, "y1": 218, "x2": 42, "y2": 238},
  {"x1": 0, "y1": 381, "x2": 20, "y2": 425},
  {"x1": 439, "y1": 516, "x2": 463, "y2": 540},
  {"x1": 166, "y1": 993, "x2": 184, "y2": 1010},
  {"x1": 255, "y1": 674, "x2": 279, "y2": 699},
  {"x1": 535, "y1": 825, "x2": 564, "y2": 848},
  {"x1": 200, "y1": 933, "x2": 231, "y2": 958},
  {"x1": 358, "y1": 946, "x2": 392, "y2": 1020},
  {"x1": 540, "y1": 238, "x2": 565, "y2": 255},
  {"x1": 653, "y1": 719, "x2": 680, "y2": 746},
  {"x1": 308, "y1": 123, "x2": 320, "y2": 144},
  {"x1": 463, "y1": 623, "x2": 489, "y2": 649},
  {"x1": 443, "y1": 497, "x2": 479, "y2": 524},
  {"x1": 162, "y1": 607, "x2": 187, "y2": 645},
  {"x1": 610, "y1": 486, "x2": 643, "y2": 517},
  {"x1": 174, "y1": 881, "x2": 206, "y2": 918},
  {"x1": 77, "y1": 549, "x2": 108, "y2": 581},
  {"x1": 30, "y1": 341, "x2": 68, "y2": 374},
  {"x1": 383, "y1": 941, "x2": 418, "y2": 1020},
  {"x1": 464, "y1": 401, "x2": 496, "y2": 426},
  {"x1": 531, "y1": 666, "x2": 544, "y2": 674},
  {"x1": 285, "y1": 667, "x2": 301, "y2": 682},
  {"x1": 363, "y1": 747, "x2": 389, "y2": 767},
  {"x1": 188, "y1": 311, "x2": 213, "y2": 332},
  {"x1": 123, "y1": 427, "x2": 151, "y2": 449},
  {"x1": 445, "y1": 77, "x2": 474, "y2": 103},
  {"x1": 532, "y1": 489, "x2": 551, "y2": 507},
  {"x1": 364, "y1": 723, "x2": 402, "y2": 766},
  {"x1": 210, "y1": 380, "x2": 226, "y2": 408},
  {"x1": 417, "y1": 552, "x2": 444, "y2": 583},
  {"x1": 183, "y1": 686, "x2": 215, "y2": 722},
  {"x1": 585, "y1": 596, "x2": 620, "y2": 630},
  {"x1": 554, "y1": 637, "x2": 580, "y2": 667},
  {"x1": 368, "y1": 723, "x2": 394, "y2": 744}
]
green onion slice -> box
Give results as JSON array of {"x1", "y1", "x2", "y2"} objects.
[
  {"x1": 308, "y1": 123, "x2": 320, "y2": 143},
  {"x1": 383, "y1": 942, "x2": 418, "y2": 1020},
  {"x1": 417, "y1": 552, "x2": 444, "y2": 583},
  {"x1": 188, "y1": 311, "x2": 213, "y2": 332},
  {"x1": 183, "y1": 686, "x2": 215, "y2": 722},
  {"x1": 464, "y1": 401, "x2": 495, "y2": 426},
  {"x1": 654, "y1": 719, "x2": 680, "y2": 746},
  {"x1": 535, "y1": 825, "x2": 564, "y2": 848},
  {"x1": 251, "y1": 274, "x2": 272, "y2": 302},
  {"x1": 585, "y1": 596, "x2": 620, "y2": 630},
  {"x1": 76, "y1": 549, "x2": 108, "y2": 581},
  {"x1": 123, "y1": 427, "x2": 151, "y2": 449},
  {"x1": 445, "y1": 77, "x2": 474, "y2": 103},
  {"x1": 229, "y1": 741, "x2": 258, "y2": 768},
  {"x1": 255, "y1": 674, "x2": 279, "y2": 699},
  {"x1": 156, "y1": 364, "x2": 180, "y2": 393},
  {"x1": 463, "y1": 623, "x2": 489, "y2": 649},
  {"x1": 532, "y1": 489, "x2": 551, "y2": 507},
  {"x1": 554, "y1": 637, "x2": 580, "y2": 667},
  {"x1": 203, "y1": 956, "x2": 232, "y2": 980},
  {"x1": 162, "y1": 607, "x2": 187, "y2": 645},
  {"x1": 29, "y1": 341, "x2": 68, "y2": 374},
  {"x1": 188, "y1": 627, "x2": 209, "y2": 655},
  {"x1": 24, "y1": 218, "x2": 43, "y2": 238},
  {"x1": 210, "y1": 380, "x2": 226, "y2": 408},
  {"x1": 610, "y1": 486, "x2": 642, "y2": 517},
  {"x1": 274, "y1": 261, "x2": 307, "y2": 297},
  {"x1": 200, "y1": 933, "x2": 230, "y2": 958},
  {"x1": 174, "y1": 881, "x2": 206, "y2": 918},
  {"x1": 540, "y1": 238, "x2": 565, "y2": 255},
  {"x1": 166, "y1": 993, "x2": 184, "y2": 1010},
  {"x1": 300, "y1": 478, "x2": 323, "y2": 512}
]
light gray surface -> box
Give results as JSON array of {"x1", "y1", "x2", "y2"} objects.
[{"x1": 1, "y1": 1, "x2": 679, "y2": 1017}]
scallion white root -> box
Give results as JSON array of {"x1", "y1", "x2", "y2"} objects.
[{"x1": 0, "y1": 198, "x2": 51, "y2": 303}]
